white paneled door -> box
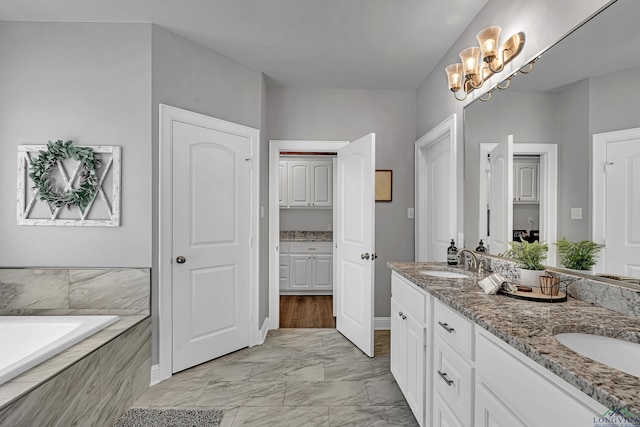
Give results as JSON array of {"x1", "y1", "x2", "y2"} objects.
[
  {"x1": 336, "y1": 133, "x2": 376, "y2": 357},
  {"x1": 171, "y1": 119, "x2": 251, "y2": 373},
  {"x1": 598, "y1": 128, "x2": 640, "y2": 278},
  {"x1": 489, "y1": 135, "x2": 514, "y2": 256}
]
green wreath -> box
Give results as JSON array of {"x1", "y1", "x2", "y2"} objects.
[{"x1": 29, "y1": 140, "x2": 100, "y2": 212}]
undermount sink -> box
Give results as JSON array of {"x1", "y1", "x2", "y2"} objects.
[
  {"x1": 419, "y1": 270, "x2": 470, "y2": 279},
  {"x1": 555, "y1": 333, "x2": 640, "y2": 378}
]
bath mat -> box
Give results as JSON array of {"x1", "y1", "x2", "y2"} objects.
[{"x1": 113, "y1": 408, "x2": 223, "y2": 427}]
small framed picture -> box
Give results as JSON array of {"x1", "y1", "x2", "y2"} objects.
[{"x1": 375, "y1": 170, "x2": 392, "y2": 202}]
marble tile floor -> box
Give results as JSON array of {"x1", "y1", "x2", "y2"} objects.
[{"x1": 130, "y1": 329, "x2": 418, "y2": 426}]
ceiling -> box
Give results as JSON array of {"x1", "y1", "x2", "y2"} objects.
[{"x1": 0, "y1": 0, "x2": 487, "y2": 90}]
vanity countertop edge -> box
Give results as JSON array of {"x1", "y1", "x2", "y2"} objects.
[{"x1": 388, "y1": 261, "x2": 640, "y2": 417}]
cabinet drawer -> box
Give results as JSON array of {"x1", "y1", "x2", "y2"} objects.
[
  {"x1": 391, "y1": 273, "x2": 427, "y2": 323},
  {"x1": 289, "y1": 241, "x2": 332, "y2": 254},
  {"x1": 434, "y1": 299, "x2": 474, "y2": 360},
  {"x1": 434, "y1": 335, "x2": 474, "y2": 427}
]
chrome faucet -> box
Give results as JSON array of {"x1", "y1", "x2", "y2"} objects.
[{"x1": 457, "y1": 249, "x2": 484, "y2": 274}]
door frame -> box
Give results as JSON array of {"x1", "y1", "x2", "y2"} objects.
[
  {"x1": 478, "y1": 142, "x2": 558, "y2": 265},
  {"x1": 158, "y1": 104, "x2": 260, "y2": 383},
  {"x1": 592, "y1": 126, "x2": 640, "y2": 273},
  {"x1": 269, "y1": 140, "x2": 348, "y2": 329},
  {"x1": 415, "y1": 114, "x2": 457, "y2": 261}
]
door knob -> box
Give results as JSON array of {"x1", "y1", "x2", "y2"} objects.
[
  {"x1": 361, "y1": 253, "x2": 370, "y2": 260},
  {"x1": 176, "y1": 256, "x2": 186, "y2": 264}
]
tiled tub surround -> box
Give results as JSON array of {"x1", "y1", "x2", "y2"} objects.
[
  {"x1": 0, "y1": 268, "x2": 151, "y2": 426},
  {"x1": 280, "y1": 231, "x2": 333, "y2": 242},
  {"x1": 0, "y1": 268, "x2": 150, "y2": 315},
  {"x1": 388, "y1": 262, "x2": 640, "y2": 418}
]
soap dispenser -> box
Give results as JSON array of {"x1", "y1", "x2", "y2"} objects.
[
  {"x1": 447, "y1": 239, "x2": 458, "y2": 265},
  {"x1": 476, "y1": 240, "x2": 487, "y2": 252}
]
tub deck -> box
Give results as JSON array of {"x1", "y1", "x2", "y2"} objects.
[{"x1": 0, "y1": 313, "x2": 149, "y2": 410}]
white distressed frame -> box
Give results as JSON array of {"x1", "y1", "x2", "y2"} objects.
[{"x1": 17, "y1": 145, "x2": 121, "y2": 226}]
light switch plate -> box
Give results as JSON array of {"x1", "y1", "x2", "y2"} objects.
[
  {"x1": 408, "y1": 207, "x2": 414, "y2": 219},
  {"x1": 571, "y1": 207, "x2": 582, "y2": 220}
]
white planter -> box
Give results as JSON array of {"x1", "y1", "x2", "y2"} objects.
[{"x1": 518, "y1": 268, "x2": 546, "y2": 288}]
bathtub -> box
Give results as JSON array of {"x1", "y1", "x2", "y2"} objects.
[{"x1": 0, "y1": 315, "x2": 118, "y2": 386}]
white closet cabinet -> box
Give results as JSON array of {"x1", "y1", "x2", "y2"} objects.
[
  {"x1": 279, "y1": 242, "x2": 290, "y2": 291},
  {"x1": 390, "y1": 273, "x2": 429, "y2": 426},
  {"x1": 286, "y1": 242, "x2": 333, "y2": 292},
  {"x1": 282, "y1": 159, "x2": 333, "y2": 208},
  {"x1": 279, "y1": 162, "x2": 288, "y2": 207},
  {"x1": 513, "y1": 157, "x2": 539, "y2": 203}
]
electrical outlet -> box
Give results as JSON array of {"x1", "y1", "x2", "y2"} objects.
[
  {"x1": 528, "y1": 217, "x2": 533, "y2": 223},
  {"x1": 408, "y1": 208, "x2": 415, "y2": 219}
]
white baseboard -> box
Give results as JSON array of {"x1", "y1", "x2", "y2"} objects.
[
  {"x1": 150, "y1": 364, "x2": 162, "y2": 386},
  {"x1": 258, "y1": 317, "x2": 270, "y2": 345},
  {"x1": 374, "y1": 317, "x2": 391, "y2": 330}
]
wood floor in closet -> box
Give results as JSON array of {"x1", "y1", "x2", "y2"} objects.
[{"x1": 279, "y1": 295, "x2": 336, "y2": 328}]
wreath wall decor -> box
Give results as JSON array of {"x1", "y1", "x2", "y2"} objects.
[
  {"x1": 28, "y1": 140, "x2": 100, "y2": 212},
  {"x1": 17, "y1": 143, "x2": 121, "y2": 227}
]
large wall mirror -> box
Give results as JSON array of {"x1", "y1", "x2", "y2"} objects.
[{"x1": 463, "y1": 0, "x2": 640, "y2": 288}]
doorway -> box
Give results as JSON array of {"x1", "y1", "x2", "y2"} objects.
[
  {"x1": 269, "y1": 136, "x2": 377, "y2": 357},
  {"x1": 478, "y1": 141, "x2": 558, "y2": 264}
]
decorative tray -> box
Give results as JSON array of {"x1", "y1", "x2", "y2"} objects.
[{"x1": 498, "y1": 287, "x2": 567, "y2": 303}]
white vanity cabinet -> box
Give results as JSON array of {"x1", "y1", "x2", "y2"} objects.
[
  {"x1": 282, "y1": 159, "x2": 333, "y2": 208},
  {"x1": 513, "y1": 157, "x2": 539, "y2": 203},
  {"x1": 390, "y1": 273, "x2": 430, "y2": 427},
  {"x1": 286, "y1": 242, "x2": 333, "y2": 293},
  {"x1": 432, "y1": 299, "x2": 475, "y2": 427},
  {"x1": 475, "y1": 327, "x2": 606, "y2": 427}
]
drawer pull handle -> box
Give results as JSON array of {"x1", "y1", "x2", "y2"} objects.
[
  {"x1": 438, "y1": 322, "x2": 455, "y2": 333},
  {"x1": 438, "y1": 370, "x2": 454, "y2": 386}
]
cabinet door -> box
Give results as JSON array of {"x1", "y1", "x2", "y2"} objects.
[
  {"x1": 288, "y1": 161, "x2": 311, "y2": 207},
  {"x1": 279, "y1": 254, "x2": 289, "y2": 291},
  {"x1": 434, "y1": 335, "x2": 474, "y2": 427},
  {"x1": 312, "y1": 254, "x2": 333, "y2": 289},
  {"x1": 405, "y1": 313, "x2": 426, "y2": 425},
  {"x1": 289, "y1": 255, "x2": 312, "y2": 289},
  {"x1": 311, "y1": 161, "x2": 333, "y2": 207},
  {"x1": 513, "y1": 162, "x2": 538, "y2": 203},
  {"x1": 433, "y1": 394, "x2": 464, "y2": 427},
  {"x1": 475, "y1": 384, "x2": 525, "y2": 427},
  {"x1": 279, "y1": 161, "x2": 288, "y2": 207},
  {"x1": 390, "y1": 298, "x2": 407, "y2": 390}
]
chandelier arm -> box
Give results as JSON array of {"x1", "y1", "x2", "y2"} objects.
[
  {"x1": 519, "y1": 60, "x2": 535, "y2": 74},
  {"x1": 496, "y1": 76, "x2": 511, "y2": 90},
  {"x1": 479, "y1": 90, "x2": 493, "y2": 102}
]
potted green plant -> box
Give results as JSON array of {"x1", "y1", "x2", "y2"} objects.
[
  {"x1": 504, "y1": 240, "x2": 549, "y2": 287},
  {"x1": 555, "y1": 238, "x2": 604, "y2": 271}
]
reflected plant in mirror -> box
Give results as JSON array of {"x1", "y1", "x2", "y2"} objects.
[{"x1": 555, "y1": 238, "x2": 604, "y2": 271}]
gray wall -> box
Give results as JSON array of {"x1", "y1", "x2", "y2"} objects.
[
  {"x1": 151, "y1": 26, "x2": 264, "y2": 361},
  {"x1": 0, "y1": 22, "x2": 152, "y2": 267},
  {"x1": 267, "y1": 88, "x2": 416, "y2": 317},
  {"x1": 416, "y1": 0, "x2": 611, "y2": 247},
  {"x1": 590, "y1": 65, "x2": 640, "y2": 134},
  {"x1": 280, "y1": 209, "x2": 333, "y2": 231}
]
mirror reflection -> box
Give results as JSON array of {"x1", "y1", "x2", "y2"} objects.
[{"x1": 463, "y1": 0, "x2": 640, "y2": 285}]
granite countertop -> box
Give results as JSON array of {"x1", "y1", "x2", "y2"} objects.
[
  {"x1": 388, "y1": 261, "x2": 640, "y2": 417},
  {"x1": 280, "y1": 231, "x2": 333, "y2": 242}
]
